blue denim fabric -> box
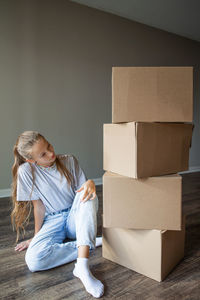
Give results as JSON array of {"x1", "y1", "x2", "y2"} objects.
[{"x1": 25, "y1": 190, "x2": 99, "y2": 272}]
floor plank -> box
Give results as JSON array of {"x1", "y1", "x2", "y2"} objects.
[{"x1": 0, "y1": 175, "x2": 200, "y2": 299}]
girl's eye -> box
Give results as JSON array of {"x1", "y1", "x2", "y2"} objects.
[{"x1": 41, "y1": 144, "x2": 51, "y2": 157}]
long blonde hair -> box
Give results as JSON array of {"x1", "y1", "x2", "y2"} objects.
[{"x1": 11, "y1": 131, "x2": 74, "y2": 242}]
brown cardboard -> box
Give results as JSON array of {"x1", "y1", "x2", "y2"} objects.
[
  {"x1": 103, "y1": 171, "x2": 182, "y2": 230},
  {"x1": 102, "y1": 217, "x2": 185, "y2": 282},
  {"x1": 112, "y1": 66, "x2": 193, "y2": 123},
  {"x1": 103, "y1": 122, "x2": 193, "y2": 178}
]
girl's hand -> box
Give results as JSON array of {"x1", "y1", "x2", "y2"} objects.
[
  {"x1": 14, "y1": 238, "x2": 32, "y2": 252},
  {"x1": 76, "y1": 180, "x2": 97, "y2": 202}
]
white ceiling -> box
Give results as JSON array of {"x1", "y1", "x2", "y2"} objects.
[{"x1": 70, "y1": 0, "x2": 200, "y2": 42}]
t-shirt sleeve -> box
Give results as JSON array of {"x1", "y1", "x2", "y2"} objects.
[
  {"x1": 71, "y1": 155, "x2": 88, "y2": 190},
  {"x1": 17, "y1": 165, "x2": 40, "y2": 201}
]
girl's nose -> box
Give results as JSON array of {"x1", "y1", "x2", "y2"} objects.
[
  {"x1": 48, "y1": 150, "x2": 53, "y2": 156},
  {"x1": 50, "y1": 152, "x2": 55, "y2": 158}
]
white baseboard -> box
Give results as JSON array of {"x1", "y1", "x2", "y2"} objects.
[
  {"x1": 0, "y1": 178, "x2": 103, "y2": 198},
  {"x1": 93, "y1": 177, "x2": 103, "y2": 186},
  {"x1": 178, "y1": 166, "x2": 200, "y2": 174},
  {"x1": 1, "y1": 167, "x2": 200, "y2": 199},
  {"x1": 0, "y1": 189, "x2": 11, "y2": 198}
]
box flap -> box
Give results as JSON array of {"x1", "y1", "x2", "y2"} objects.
[
  {"x1": 136, "y1": 123, "x2": 193, "y2": 178},
  {"x1": 103, "y1": 123, "x2": 137, "y2": 177},
  {"x1": 161, "y1": 216, "x2": 185, "y2": 280}
]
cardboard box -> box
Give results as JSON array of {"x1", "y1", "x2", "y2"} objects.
[
  {"x1": 104, "y1": 122, "x2": 193, "y2": 178},
  {"x1": 112, "y1": 66, "x2": 193, "y2": 123},
  {"x1": 102, "y1": 217, "x2": 185, "y2": 282},
  {"x1": 103, "y1": 172, "x2": 182, "y2": 230}
]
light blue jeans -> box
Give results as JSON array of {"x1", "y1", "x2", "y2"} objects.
[{"x1": 25, "y1": 190, "x2": 98, "y2": 272}]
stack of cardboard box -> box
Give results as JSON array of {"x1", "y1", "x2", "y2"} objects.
[{"x1": 102, "y1": 67, "x2": 194, "y2": 282}]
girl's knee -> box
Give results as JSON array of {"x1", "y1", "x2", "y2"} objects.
[
  {"x1": 86, "y1": 195, "x2": 98, "y2": 213},
  {"x1": 25, "y1": 249, "x2": 39, "y2": 272},
  {"x1": 74, "y1": 190, "x2": 98, "y2": 212},
  {"x1": 80, "y1": 198, "x2": 97, "y2": 214},
  {"x1": 25, "y1": 244, "x2": 51, "y2": 272}
]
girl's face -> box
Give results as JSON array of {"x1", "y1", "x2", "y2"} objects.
[{"x1": 27, "y1": 138, "x2": 56, "y2": 167}]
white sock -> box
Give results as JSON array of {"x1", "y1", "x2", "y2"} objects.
[
  {"x1": 73, "y1": 258, "x2": 104, "y2": 298},
  {"x1": 95, "y1": 237, "x2": 102, "y2": 247}
]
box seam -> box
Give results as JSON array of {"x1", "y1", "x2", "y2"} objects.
[{"x1": 135, "y1": 122, "x2": 138, "y2": 178}]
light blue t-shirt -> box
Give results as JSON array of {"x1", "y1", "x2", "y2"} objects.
[{"x1": 17, "y1": 154, "x2": 87, "y2": 213}]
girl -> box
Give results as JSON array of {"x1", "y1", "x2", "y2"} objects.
[{"x1": 11, "y1": 131, "x2": 104, "y2": 298}]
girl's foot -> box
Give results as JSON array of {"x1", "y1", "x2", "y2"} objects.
[{"x1": 73, "y1": 258, "x2": 104, "y2": 298}]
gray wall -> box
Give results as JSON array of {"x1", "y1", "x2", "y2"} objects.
[{"x1": 0, "y1": 0, "x2": 200, "y2": 189}]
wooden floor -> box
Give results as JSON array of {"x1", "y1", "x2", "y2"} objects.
[{"x1": 0, "y1": 173, "x2": 200, "y2": 299}]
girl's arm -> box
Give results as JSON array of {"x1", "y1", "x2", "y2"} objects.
[
  {"x1": 15, "y1": 199, "x2": 45, "y2": 252},
  {"x1": 32, "y1": 199, "x2": 46, "y2": 235}
]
